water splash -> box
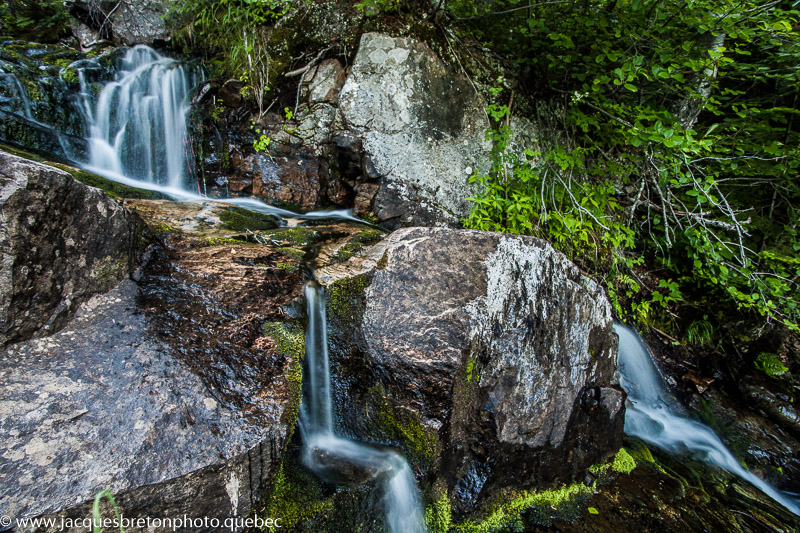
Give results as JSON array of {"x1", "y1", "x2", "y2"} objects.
[
  {"x1": 300, "y1": 282, "x2": 427, "y2": 533},
  {"x1": 615, "y1": 324, "x2": 800, "y2": 516}
]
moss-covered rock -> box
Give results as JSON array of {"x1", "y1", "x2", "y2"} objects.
[{"x1": 219, "y1": 206, "x2": 281, "y2": 231}]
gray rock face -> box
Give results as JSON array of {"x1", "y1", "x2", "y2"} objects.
[
  {"x1": 0, "y1": 206, "x2": 303, "y2": 530},
  {"x1": 67, "y1": 0, "x2": 171, "y2": 46},
  {"x1": 338, "y1": 33, "x2": 490, "y2": 228},
  {"x1": 0, "y1": 150, "x2": 143, "y2": 346},
  {"x1": 317, "y1": 227, "x2": 624, "y2": 513},
  {"x1": 0, "y1": 281, "x2": 274, "y2": 522}
]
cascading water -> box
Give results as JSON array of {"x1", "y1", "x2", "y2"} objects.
[
  {"x1": 615, "y1": 324, "x2": 800, "y2": 516},
  {"x1": 78, "y1": 45, "x2": 203, "y2": 191},
  {"x1": 300, "y1": 282, "x2": 427, "y2": 533}
]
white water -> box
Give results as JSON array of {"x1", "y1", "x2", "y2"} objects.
[
  {"x1": 79, "y1": 46, "x2": 203, "y2": 189},
  {"x1": 300, "y1": 283, "x2": 427, "y2": 533},
  {"x1": 615, "y1": 324, "x2": 800, "y2": 516},
  {"x1": 72, "y1": 46, "x2": 367, "y2": 225}
]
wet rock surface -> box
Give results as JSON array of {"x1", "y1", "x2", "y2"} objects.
[
  {"x1": 0, "y1": 187, "x2": 306, "y2": 528},
  {"x1": 0, "y1": 280, "x2": 276, "y2": 522},
  {"x1": 536, "y1": 441, "x2": 800, "y2": 533},
  {"x1": 316, "y1": 227, "x2": 624, "y2": 515},
  {"x1": 0, "y1": 150, "x2": 144, "y2": 346}
]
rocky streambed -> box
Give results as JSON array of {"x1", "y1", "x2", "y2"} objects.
[{"x1": 0, "y1": 11, "x2": 799, "y2": 532}]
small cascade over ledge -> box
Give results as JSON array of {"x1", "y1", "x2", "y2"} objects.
[
  {"x1": 615, "y1": 324, "x2": 800, "y2": 516},
  {"x1": 79, "y1": 45, "x2": 203, "y2": 191},
  {"x1": 300, "y1": 282, "x2": 427, "y2": 533}
]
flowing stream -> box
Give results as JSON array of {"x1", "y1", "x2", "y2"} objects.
[
  {"x1": 615, "y1": 324, "x2": 800, "y2": 516},
  {"x1": 300, "y1": 283, "x2": 427, "y2": 533}
]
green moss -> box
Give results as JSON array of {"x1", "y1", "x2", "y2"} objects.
[
  {"x1": 50, "y1": 163, "x2": 162, "y2": 200},
  {"x1": 149, "y1": 222, "x2": 176, "y2": 236},
  {"x1": 612, "y1": 447, "x2": 637, "y2": 474},
  {"x1": 455, "y1": 483, "x2": 593, "y2": 533},
  {"x1": 276, "y1": 261, "x2": 299, "y2": 273},
  {"x1": 426, "y1": 492, "x2": 453, "y2": 533},
  {"x1": 369, "y1": 386, "x2": 439, "y2": 467},
  {"x1": 326, "y1": 274, "x2": 371, "y2": 329},
  {"x1": 278, "y1": 246, "x2": 306, "y2": 262},
  {"x1": 200, "y1": 236, "x2": 243, "y2": 247},
  {"x1": 260, "y1": 226, "x2": 320, "y2": 246},
  {"x1": 465, "y1": 358, "x2": 479, "y2": 384},
  {"x1": 262, "y1": 321, "x2": 306, "y2": 431},
  {"x1": 590, "y1": 447, "x2": 637, "y2": 476},
  {"x1": 219, "y1": 207, "x2": 280, "y2": 231},
  {"x1": 60, "y1": 66, "x2": 79, "y2": 86},
  {"x1": 264, "y1": 461, "x2": 333, "y2": 529}
]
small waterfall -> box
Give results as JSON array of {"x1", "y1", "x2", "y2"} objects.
[
  {"x1": 79, "y1": 46, "x2": 203, "y2": 191},
  {"x1": 615, "y1": 324, "x2": 800, "y2": 516},
  {"x1": 300, "y1": 282, "x2": 427, "y2": 533}
]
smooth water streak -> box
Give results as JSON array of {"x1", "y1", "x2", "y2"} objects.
[
  {"x1": 300, "y1": 283, "x2": 427, "y2": 533},
  {"x1": 615, "y1": 324, "x2": 800, "y2": 516},
  {"x1": 80, "y1": 46, "x2": 203, "y2": 190}
]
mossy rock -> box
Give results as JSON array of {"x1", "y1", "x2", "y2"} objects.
[
  {"x1": 0, "y1": 144, "x2": 162, "y2": 201},
  {"x1": 218, "y1": 206, "x2": 281, "y2": 231},
  {"x1": 260, "y1": 226, "x2": 321, "y2": 247}
]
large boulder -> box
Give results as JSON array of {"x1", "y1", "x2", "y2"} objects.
[
  {"x1": 316, "y1": 227, "x2": 624, "y2": 515},
  {"x1": 0, "y1": 150, "x2": 143, "y2": 346},
  {"x1": 0, "y1": 154, "x2": 308, "y2": 529},
  {"x1": 338, "y1": 33, "x2": 489, "y2": 228}
]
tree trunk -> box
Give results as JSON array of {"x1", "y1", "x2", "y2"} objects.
[{"x1": 675, "y1": 32, "x2": 726, "y2": 130}]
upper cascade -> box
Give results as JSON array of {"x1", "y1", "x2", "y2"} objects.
[{"x1": 79, "y1": 45, "x2": 204, "y2": 191}]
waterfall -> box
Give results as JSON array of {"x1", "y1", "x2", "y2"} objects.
[
  {"x1": 300, "y1": 282, "x2": 427, "y2": 533},
  {"x1": 79, "y1": 45, "x2": 203, "y2": 191},
  {"x1": 615, "y1": 324, "x2": 800, "y2": 516}
]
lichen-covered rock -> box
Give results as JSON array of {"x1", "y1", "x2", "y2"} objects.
[
  {"x1": 0, "y1": 150, "x2": 144, "y2": 346},
  {"x1": 316, "y1": 227, "x2": 624, "y2": 515},
  {"x1": 338, "y1": 33, "x2": 491, "y2": 228}
]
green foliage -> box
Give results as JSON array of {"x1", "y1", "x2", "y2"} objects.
[
  {"x1": 754, "y1": 352, "x2": 789, "y2": 378},
  {"x1": 686, "y1": 317, "x2": 714, "y2": 347},
  {"x1": 169, "y1": 0, "x2": 294, "y2": 112},
  {"x1": 92, "y1": 489, "x2": 123, "y2": 533},
  {"x1": 425, "y1": 492, "x2": 453, "y2": 533},
  {"x1": 459, "y1": 0, "x2": 800, "y2": 339},
  {"x1": 0, "y1": 1, "x2": 70, "y2": 41},
  {"x1": 253, "y1": 131, "x2": 271, "y2": 152}
]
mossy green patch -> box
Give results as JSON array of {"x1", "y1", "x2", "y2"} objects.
[
  {"x1": 219, "y1": 206, "x2": 280, "y2": 231},
  {"x1": 278, "y1": 246, "x2": 306, "y2": 262},
  {"x1": 611, "y1": 447, "x2": 637, "y2": 474},
  {"x1": 0, "y1": 144, "x2": 162, "y2": 200},
  {"x1": 264, "y1": 461, "x2": 333, "y2": 529},
  {"x1": 455, "y1": 482, "x2": 593, "y2": 532},
  {"x1": 425, "y1": 491, "x2": 453, "y2": 533},
  {"x1": 60, "y1": 66, "x2": 79, "y2": 86},
  {"x1": 262, "y1": 321, "x2": 306, "y2": 432},
  {"x1": 326, "y1": 274, "x2": 372, "y2": 339},
  {"x1": 200, "y1": 236, "x2": 243, "y2": 247},
  {"x1": 260, "y1": 226, "x2": 320, "y2": 246},
  {"x1": 368, "y1": 385, "x2": 440, "y2": 468}
]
